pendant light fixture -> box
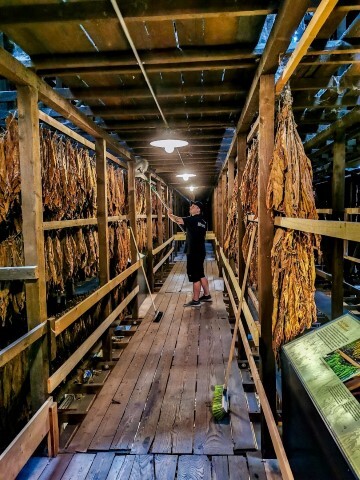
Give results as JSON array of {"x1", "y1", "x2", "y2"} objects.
[
  {"x1": 150, "y1": 138, "x2": 188, "y2": 154},
  {"x1": 176, "y1": 173, "x2": 196, "y2": 181}
]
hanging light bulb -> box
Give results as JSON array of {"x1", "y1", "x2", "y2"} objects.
[
  {"x1": 176, "y1": 173, "x2": 196, "y2": 181},
  {"x1": 150, "y1": 139, "x2": 188, "y2": 153},
  {"x1": 189, "y1": 186, "x2": 194, "y2": 192}
]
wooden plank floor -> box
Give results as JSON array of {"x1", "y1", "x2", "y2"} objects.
[{"x1": 18, "y1": 245, "x2": 281, "y2": 479}]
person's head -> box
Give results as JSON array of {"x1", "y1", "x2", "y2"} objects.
[{"x1": 189, "y1": 201, "x2": 203, "y2": 216}]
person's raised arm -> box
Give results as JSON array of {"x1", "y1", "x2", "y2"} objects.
[{"x1": 168, "y1": 209, "x2": 184, "y2": 225}]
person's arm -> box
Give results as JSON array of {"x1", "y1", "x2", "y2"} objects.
[{"x1": 168, "y1": 209, "x2": 184, "y2": 225}]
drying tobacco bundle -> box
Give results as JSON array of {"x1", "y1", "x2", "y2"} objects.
[
  {"x1": 267, "y1": 88, "x2": 320, "y2": 358},
  {"x1": 224, "y1": 176, "x2": 239, "y2": 271},
  {"x1": 242, "y1": 221, "x2": 258, "y2": 290},
  {"x1": 108, "y1": 166, "x2": 126, "y2": 216},
  {"x1": 109, "y1": 222, "x2": 130, "y2": 277},
  {"x1": 135, "y1": 178, "x2": 146, "y2": 215},
  {"x1": 271, "y1": 228, "x2": 317, "y2": 359},
  {"x1": 136, "y1": 219, "x2": 147, "y2": 251},
  {"x1": 240, "y1": 138, "x2": 258, "y2": 218}
]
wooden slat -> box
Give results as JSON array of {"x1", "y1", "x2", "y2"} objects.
[
  {"x1": 274, "y1": 217, "x2": 360, "y2": 242},
  {"x1": 214, "y1": 291, "x2": 257, "y2": 452},
  {"x1": 61, "y1": 453, "x2": 95, "y2": 480},
  {"x1": 36, "y1": 454, "x2": 74, "y2": 480},
  {"x1": 0, "y1": 266, "x2": 38, "y2": 280},
  {"x1": 177, "y1": 455, "x2": 211, "y2": 480},
  {"x1": 85, "y1": 452, "x2": 115, "y2": 480},
  {"x1": 131, "y1": 294, "x2": 186, "y2": 454},
  {"x1": 43, "y1": 218, "x2": 97, "y2": 230},
  {"x1": 54, "y1": 261, "x2": 141, "y2": 336},
  {"x1": 276, "y1": 0, "x2": 339, "y2": 94},
  {"x1": 152, "y1": 236, "x2": 174, "y2": 255},
  {"x1": 88, "y1": 295, "x2": 171, "y2": 451},
  {"x1": 108, "y1": 215, "x2": 128, "y2": 222},
  {"x1": 0, "y1": 398, "x2": 53, "y2": 480},
  {"x1": 154, "y1": 455, "x2": 178, "y2": 480},
  {"x1": 96, "y1": 138, "x2": 110, "y2": 287},
  {"x1": 193, "y1": 300, "x2": 234, "y2": 455},
  {"x1": 344, "y1": 255, "x2": 360, "y2": 264},
  {"x1": 110, "y1": 294, "x2": 178, "y2": 451},
  {"x1": 17, "y1": 457, "x2": 50, "y2": 480},
  {"x1": 228, "y1": 455, "x2": 249, "y2": 480},
  {"x1": 153, "y1": 247, "x2": 174, "y2": 273},
  {"x1": 48, "y1": 286, "x2": 139, "y2": 392},
  {"x1": 130, "y1": 455, "x2": 154, "y2": 479},
  {"x1": 67, "y1": 297, "x2": 159, "y2": 453},
  {"x1": 220, "y1": 249, "x2": 260, "y2": 345},
  {"x1": 0, "y1": 321, "x2": 47, "y2": 368},
  {"x1": 211, "y1": 456, "x2": 229, "y2": 479},
  {"x1": 106, "y1": 455, "x2": 135, "y2": 480}
]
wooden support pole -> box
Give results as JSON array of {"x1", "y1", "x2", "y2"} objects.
[
  {"x1": 96, "y1": 138, "x2": 111, "y2": 360},
  {"x1": 96, "y1": 139, "x2": 110, "y2": 286},
  {"x1": 221, "y1": 171, "x2": 227, "y2": 247},
  {"x1": 164, "y1": 185, "x2": 170, "y2": 240},
  {"x1": 146, "y1": 172, "x2": 154, "y2": 292},
  {"x1": 228, "y1": 156, "x2": 235, "y2": 203},
  {"x1": 128, "y1": 161, "x2": 139, "y2": 318},
  {"x1": 258, "y1": 74, "x2": 276, "y2": 457},
  {"x1": 156, "y1": 180, "x2": 164, "y2": 244},
  {"x1": 18, "y1": 85, "x2": 48, "y2": 411},
  {"x1": 237, "y1": 135, "x2": 247, "y2": 281},
  {"x1": 331, "y1": 131, "x2": 345, "y2": 319}
]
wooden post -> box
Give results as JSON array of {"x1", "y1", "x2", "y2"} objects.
[
  {"x1": 146, "y1": 172, "x2": 154, "y2": 292},
  {"x1": 156, "y1": 180, "x2": 163, "y2": 244},
  {"x1": 164, "y1": 185, "x2": 170, "y2": 240},
  {"x1": 96, "y1": 139, "x2": 111, "y2": 360},
  {"x1": 237, "y1": 135, "x2": 247, "y2": 282},
  {"x1": 331, "y1": 131, "x2": 345, "y2": 319},
  {"x1": 228, "y1": 156, "x2": 235, "y2": 203},
  {"x1": 258, "y1": 74, "x2": 276, "y2": 458},
  {"x1": 128, "y1": 161, "x2": 139, "y2": 318},
  {"x1": 18, "y1": 85, "x2": 48, "y2": 410},
  {"x1": 221, "y1": 171, "x2": 227, "y2": 247}
]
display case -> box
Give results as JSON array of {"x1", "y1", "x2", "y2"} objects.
[{"x1": 281, "y1": 314, "x2": 360, "y2": 479}]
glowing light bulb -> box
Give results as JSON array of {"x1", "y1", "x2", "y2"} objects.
[
  {"x1": 165, "y1": 145, "x2": 174, "y2": 153},
  {"x1": 183, "y1": 174, "x2": 189, "y2": 181},
  {"x1": 189, "y1": 186, "x2": 194, "y2": 192}
]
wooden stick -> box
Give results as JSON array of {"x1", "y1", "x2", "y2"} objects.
[{"x1": 224, "y1": 223, "x2": 257, "y2": 389}]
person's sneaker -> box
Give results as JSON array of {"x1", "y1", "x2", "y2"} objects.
[
  {"x1": 184, "y1": 299, "x2": 201, "y2": 307},
  {"x1": 199, "y1": 294, "x2": 212, "y2": 302}
]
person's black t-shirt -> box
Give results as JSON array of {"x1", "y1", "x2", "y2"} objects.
[{"x1": 183, "y1": 214, "x2": 207, "y2": 255}]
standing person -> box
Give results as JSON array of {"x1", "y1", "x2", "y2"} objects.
[{"x1": 168, "y1": 201, "x2": 212, "y2": 307}]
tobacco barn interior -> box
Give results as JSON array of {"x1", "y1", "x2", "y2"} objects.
[{"x1": 0, "y1": 1, "x2": 359, "y2": 479}]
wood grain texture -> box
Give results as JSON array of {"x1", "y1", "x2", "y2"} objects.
[
  {"x1": 177, "y1": 455, "x2": 211, "y2": 480},
  {"x1": 154, "y1": 455, "x2": 178, "y2": 480}
]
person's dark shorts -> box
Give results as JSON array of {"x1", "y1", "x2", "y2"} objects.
[{"x1": 186, "y1": 254, "x2": 205, "y2": 283}]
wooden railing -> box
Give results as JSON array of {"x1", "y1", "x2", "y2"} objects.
[
  {"x1": 219, "y1": 244, "x2": 294, "y2": 480},
  {"x1": 0, "y1": 398, "x2": 58, "y2": 480}
]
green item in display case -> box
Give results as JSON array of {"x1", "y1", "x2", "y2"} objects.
[{"x1": 283, "y1": 314, "x2": 360, "y2": 478}]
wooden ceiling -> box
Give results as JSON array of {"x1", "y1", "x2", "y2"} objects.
[{"x1": 0, "y1": 0, "x2": 359, "y2": 199}]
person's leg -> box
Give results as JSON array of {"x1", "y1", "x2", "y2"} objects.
[
  {"x1": 193, "y1": 280, "x2": 201, "y2": 301},
  {"x1": 200, "y1": 276, "x2": 210, "y2": 296}
]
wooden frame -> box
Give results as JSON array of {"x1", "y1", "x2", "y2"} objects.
[
  {"x1": 152, "y1": 236, "x2": 174, "y2": 255},
  {"x1": 0, "y1": 266, "x2": 38, "y2": 280},
  {"x1": 54, "y1": 261, "x2": 141, "y2": 336},
  {"x1": 48, "y1": 286, "x2": 139, "y2": 393},
  {"x1": 153, "y1": 247, "x2": 175, "y2": 273},
  {"x1": 0, "y1": 398, "x2": 58, "y2": 480}
]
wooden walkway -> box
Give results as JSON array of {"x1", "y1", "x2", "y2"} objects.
[{"x1": 18, "y1": 249, "x2": 281, "y2": 479}]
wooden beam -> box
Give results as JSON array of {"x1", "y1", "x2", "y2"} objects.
[
  {"x1": 0, "y1": 266, "x2": 38, "y2": 281},
  {"x1": 0, "y1": 47, "x2": 133, "y2": 160},
  {"x1": 96, "y1": 139, "x2": 110, "y2": 287},
  {"x1": 32, "y1": 48, "x2": 257, "y2": 70},
  {"x1": 221, "y1": 171, "x2": 227, "y2": 247},
  {"x1": 0, "y1": 398, "x2": 54, "y2": 480},
  {"x1": 39, "y1": 60, "x2": 256, "y2": 77},
  {"x1": 152, "y1": 236, "x2": 174, "y2": 256},
  {"x1": 258, "y1": 75, "x2": 276, "y2": 458},
  {"x1": 92, "y1": 104, "x2": 241, "y2": 118},
  {"x1": 276, "y1": 0, "x2": 339, "y2": 94},
  {"x1": 146, "y1": 173, "x2": 154, "y2": 292},
  {"x1": 48, "y1": 286, "x2": 139, "y2": 393},
  {"x1": 153, "y1": 247, "x2": 175, "y2": 273},
  {"x1": 43, "y1": 218, "x2": 97, "y2": 231},
  {"x1": 105, "y1": 120, "x2": 233, "y2": 130},
  {"x1": 0, "y1": 321, "x2": 47, "y2": 368},
  {"x1": 331, "y1": 131, "x2": 345, "y2": 318},
  {"x1": 54, "y1": 261, "x2": 141, "y2": 336},
  {"x1": 237, "y1": 135, "x2": 247, "y2": 282},
  {"x1": 304, "y1": 107, "x2": 360, "y2": 150},
  {"x1": 18, "y1": 85, "x2": 48, "y2": 410},
  {"x1": 274, "y1": 217, "x2": 360, "y2": 241}
]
